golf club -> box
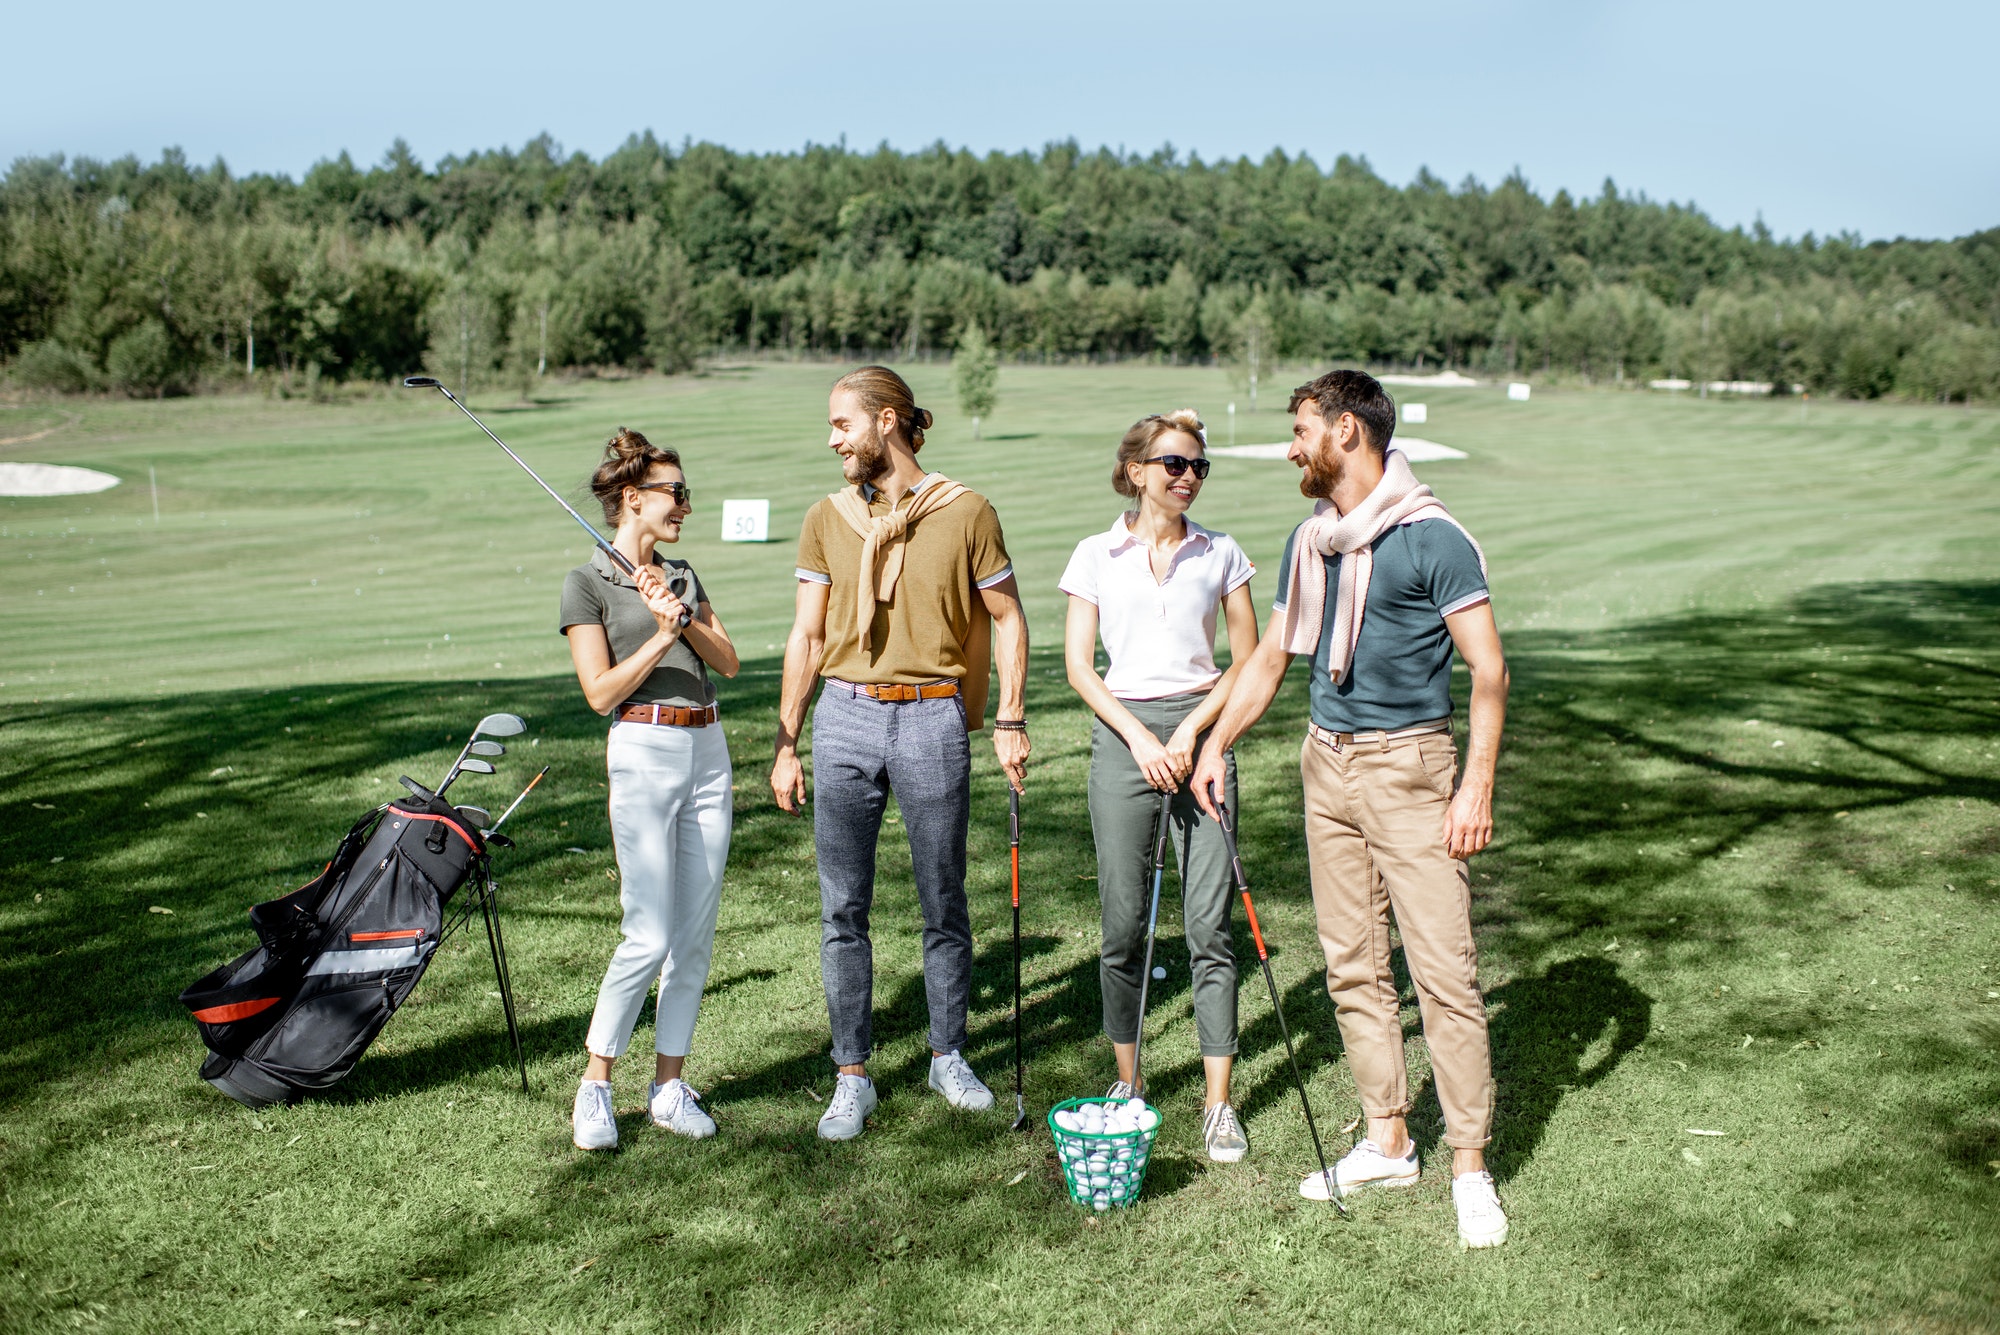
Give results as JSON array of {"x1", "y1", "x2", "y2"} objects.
[
  {"x1": 1009, "y1": 787, "x2": 1028, "y2": 1132},
  {"x1": 1129, "y1": 788, "x2": 1173, "y2": 1094},
  {"x1": 454, "y1": 805, "x2": 492, "y2": 829},
  {"x1": 1215, "y1": 796, "x2": 1345, "y2": 1215},
  {"x1": 403, "y1": 376, "x2": 688, "y2": 627},
  {"x1": 436, "y1": 712, "x2": 525, "y2": 796},
  {"x1": 438, "y1": 757, "x2": 495, "y2": 797},
  {"x1": 404, "y1": 376, "x2": 639, "y2": 577},
  {"x1": 469, "y1": 740, "x2": 505, "y2": 758},
  {"x1": 489, "y1": 765, "x2": 549, "y2": 834}
]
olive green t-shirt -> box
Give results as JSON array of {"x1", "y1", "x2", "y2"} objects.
[
  {"x1": 557, "y1": 548, "x2": 716, "y2": 709},
  {"x1": 794, "y1": 473, "x2": 1014, "y2": 684}
]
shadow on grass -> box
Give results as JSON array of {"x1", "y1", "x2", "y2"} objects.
[{"x1": 2, "y1": 582, "x2": 1996, "y2": 1198}]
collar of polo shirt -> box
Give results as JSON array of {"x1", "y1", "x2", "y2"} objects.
[{"x1": 1108, "y1": 511, "x2": 1217, "y2": 557}]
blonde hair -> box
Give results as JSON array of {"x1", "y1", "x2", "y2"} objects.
[
  {"x1": 1111, "y1": 409, "x2": 1206, "y2": 497},
  {"x1": 832, "y1": 365, "x2": 933, "y2": 451}
]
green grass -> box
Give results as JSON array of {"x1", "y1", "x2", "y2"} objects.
[{"x1": 2, "y1": 366, "x2": 1998, "y2": 1333}]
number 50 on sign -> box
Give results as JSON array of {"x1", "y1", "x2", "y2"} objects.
[{"x1": 720, "y1": 499, "x2": 770, "y2": 543}]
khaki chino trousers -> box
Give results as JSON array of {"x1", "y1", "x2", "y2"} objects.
[{"x1": 1301, "y1": 728, "x2": 1494, "y2": 1149}]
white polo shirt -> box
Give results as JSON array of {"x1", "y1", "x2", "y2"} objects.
[{"x1": 1059, "y1": 513, "x2": 1256, "y2": 701}]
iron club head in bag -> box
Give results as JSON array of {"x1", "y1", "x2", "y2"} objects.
[{"x1": 436, "y1": 712, "x2": 524, "y2": 796}]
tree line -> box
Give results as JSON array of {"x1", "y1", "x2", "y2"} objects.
[{"x1": 2, "y1": 135, "x2": 1996, "y2": 401}]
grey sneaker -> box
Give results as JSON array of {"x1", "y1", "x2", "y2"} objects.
[
  {"x1": 927, "y1": 1050, "x2": 995, "y2": 1110},
  {"x1": 1202, "y1": 1102, "x2": 1248, "y2": 1163},
  {"x1": 816, "y1": 1073, "x2": 878, "y2": 1141},
  {"x1": 571, "y1": 1080, "x2": 617, "y2": 1151},
  {"x1": 1453, "y1": 1171, "x2": 1509, "y2": 1249},
  {"x1": 648, "y1": 1078, "x2": 716, "y2": 1139}
]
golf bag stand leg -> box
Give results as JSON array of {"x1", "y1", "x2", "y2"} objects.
[
  {"x1": 1130, "y1": 788, "x2": 1172, "y2": 1095},
  {"x1": 477, "y1": 866, "x2": 529, "y2": 1092}
]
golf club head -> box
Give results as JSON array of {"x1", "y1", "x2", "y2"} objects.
[
  {"x1": 469, "y1": 740, "x2": 505, "y2": 757},
  {"x1": 1012, "y1": 1093, "x2": 1029, "y2": 1133},
  {"x1": 482, "y1": 831, "x2": 515, "y2": 849},
  {"x1": 456, "y1": 758, "x2": 496, "y2": 776},
  {"x1": 455, "y1": 805, "x2": 492, "y2": 828},
  {"x1": 403, "y1": 375, "x2": 441, "y2": 388},
  {"x1": 474, "y1": 713, "x2": 527, "y2": 739}
]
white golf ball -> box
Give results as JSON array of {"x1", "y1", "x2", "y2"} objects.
[
  {"x1": 1151, "y1": 965, "x2": 1166, "y2": 980},
  {"x1": 1139, "y1": 1109, "x2": 1160, "y2": 1131},
  {"x1": 1053, "y1": 1109, "x2": 1076, "y2": 1132},
  {"x1": 1125, "y1": 1097, "x2": 1146, "y2": 1113},
  {"x1": 1093, "y1": 1197, "x2": 1110, "y2": 1211}
]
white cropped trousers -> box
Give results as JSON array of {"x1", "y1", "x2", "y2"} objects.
[{"x1": 584, "y1": 719, "x2": 734, "y2": 1060}]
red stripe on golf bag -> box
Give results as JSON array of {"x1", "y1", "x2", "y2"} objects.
[
  {"x1": 190, "y1": 996, "x2": 283, "y2": 1024},
  {"x1": 350, "y1": 929, "x2": 424, "y2": 942}
]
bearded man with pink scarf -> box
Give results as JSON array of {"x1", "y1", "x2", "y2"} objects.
[{"x1": 1191, "y1": 369, "x2": 1511, "y2": 1249}]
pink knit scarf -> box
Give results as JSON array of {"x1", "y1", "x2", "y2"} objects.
[{"x1": 1277, "y1": 449, "x2": 1487, "y2": 682}]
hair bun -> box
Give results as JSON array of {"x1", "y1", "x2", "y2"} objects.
[{"x1": 914, "y1": 407, "x2": 933, "y2": 431}]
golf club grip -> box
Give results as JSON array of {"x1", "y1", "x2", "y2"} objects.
[{"x1": 1240, "y1": 890, "x2": 1273, "y2": 961}]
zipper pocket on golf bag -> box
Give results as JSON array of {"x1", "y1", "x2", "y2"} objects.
[{"x1": 251, "y1": 975, "x2": 402, "y2": 1089}]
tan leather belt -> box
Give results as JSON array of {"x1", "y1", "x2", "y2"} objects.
[
  {"x1": 1308, "y1": 717, "x2": 1450, "y2": 752},
  {"x1": 829, "y1": 678, "x2": 960, "y2": 702},
  {"x1": 616, "y1": 702, "x2": 718, "y2": 728}
]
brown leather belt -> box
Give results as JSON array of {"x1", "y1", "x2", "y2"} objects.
[
  {"x1": 829, "y1": 678, "x2": 960, "y2": 702},
  {"x1": 616, "y1": 702, "x2": 718, "y2": 728}
]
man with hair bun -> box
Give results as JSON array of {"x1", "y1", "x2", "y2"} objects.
[
  {"x1": 1192, "y1": 368, "x2": 1513, "y2": 1248},
  {"x1": 771, "y1": 365, "x2": 1031, "y2": 1142}
]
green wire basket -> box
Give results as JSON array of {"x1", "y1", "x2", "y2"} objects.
[{"x1": 1048, "y1": 1097, "x2": 1162, "y2": 1210}]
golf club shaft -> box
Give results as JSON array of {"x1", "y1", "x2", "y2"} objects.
[
  {"x1": 491, "y1": 765, "x2": 549, "y2": 831},
  {"x1": 1010, "y1": 788, "x2": 1025, "y2": 1126},
  {"x1": 1217, "y1": 799, "x2": 1344, "y2": 1214},
  {"x1": 412, "y1": 379, "x2": 638, "y2": 577},
  {"x1": 1131, "y1": 788, "x2": 1172, "y2": 1090}
]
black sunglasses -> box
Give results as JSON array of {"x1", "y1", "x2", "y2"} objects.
[
  {"x1": 634, "y1": 481, "x2": 692, "y2": 504},
  {"x1": 1139, "y1": 454, "x2": 1210, "y2": 481}
]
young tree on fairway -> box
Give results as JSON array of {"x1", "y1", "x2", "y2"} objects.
[{"x1": 954, "y1": 321, "x2": 999, "y2": 438}]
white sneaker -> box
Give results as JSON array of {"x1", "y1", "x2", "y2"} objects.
[
  {"x1": 816, "y1": 1073, "x2": 878, "y2": 1141},
  {"x1": 648, "y1": 1078, "x2": 716, "y2": 1139},
  {"x1": 1453, "y1": 1171, "x2": 1509, "y2": 1249},
  {"x1": 1105, "y1": 1079, "x2": 1141, "y2": 1100},
  {"x1": 1202, "y1": 1103, "x2": 1248, "y2": 1162},
  {"x1": 927, "y1": 1050, "x2": 995, "y2": 1111},
  {"x1": 1299, "y1": 1138, "x2": 1419, "y2": 1200},
  {"x1": 571, "y1": 1079, "x2": 617, "y2": 1151}
]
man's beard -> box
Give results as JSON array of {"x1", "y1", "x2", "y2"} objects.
[
  {"x1": 1298, "y1": 442, "x2": 1340, "y2": 500},
  {"x1": 841, "y1": 422, "x2": 892, "y2": 486}
]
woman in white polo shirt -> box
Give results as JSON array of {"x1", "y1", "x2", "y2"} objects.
[{"x1": 1060, "y1": 408, "x2": 1260, "y2": 1163}]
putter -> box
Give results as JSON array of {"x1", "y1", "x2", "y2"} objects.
[
  {"x1": 1215, "y1": 796, "x2": 1345, "y2": 1215},
  {"x1": 1129, "y1": 788, "x2": 1173, "y2": 1095},
  {"x1": 404, "y1": 375, "x2": 687, "y2": 626},
  {"x1": 436, "y1": 712, "x2": 525, "y2": 796},
  {"x1": 1009, "y1": 788, "x2": 1028, "y2": 1132}
]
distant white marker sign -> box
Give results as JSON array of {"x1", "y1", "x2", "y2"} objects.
[
  {"x1": 720, "y1": 498, "x2": 771, "y2": 542},
  {"x1": 0, "y1": 463, "x2": 121, "y2": 496},
  {"x1": 1507, "y1": 382, "x2": 1532, "y2": 402},
  {"x1": 1402, "y1": 402, "x2": 1428, "y2": 424}
]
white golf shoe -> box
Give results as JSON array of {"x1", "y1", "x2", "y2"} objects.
[
  {"x1": 648, "y1": 1078, "x2": 716, "y2": 1139},
  {"x1": 816, "y1": 1073, "x2": 878, "y2": 1141},
  {"x1": 1453, "y1": 1171, "x2": 1509, "y2": 1249},
  {"x1": 1299, "y1": 1138, "x2": 1419, "y2": 1200},
  {"x1": 927, "y1": 1050, "x2": 995, "y2": 1110},
  {"x1": 571, "y1": 1079, "x2": 618, "y2": 1151},
  {"x1": 1202, "y1": 1102, "x2": 1248, "y2": 1163},
  {"x1": 1105, "y1": 1079, "x2": 1141, "y2": 1100}
]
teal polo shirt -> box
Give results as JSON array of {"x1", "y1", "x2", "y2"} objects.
[{"x1": 1273, "y1": 520, "x2": 1489, "y2": 733}]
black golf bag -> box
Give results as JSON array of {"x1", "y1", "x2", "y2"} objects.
[{"x1": 179, "y1": 789, "x2": 526, "y2": 1108}]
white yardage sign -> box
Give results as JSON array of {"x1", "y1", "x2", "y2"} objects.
[{"x1": 720, "y1": 499, "x2": 770, "y2": 542}]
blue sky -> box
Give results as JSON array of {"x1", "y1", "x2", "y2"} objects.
[{"x1": 7, "y1": 0, "x2": 1994, "y2": 242}]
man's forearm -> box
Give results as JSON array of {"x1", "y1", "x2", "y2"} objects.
[
  {"x1": 1460, "y1": 667, "x2": 1508, "y2": 789},
  {"x1": 993, "y1": 605, "x2": 1028, "y2": 718},
  {"x1": 774, "y1": 633, "x2": 823, "y2": 748},
  {"x1": 1204, "y1": 643, "x2": 1290, "y2": 753}
]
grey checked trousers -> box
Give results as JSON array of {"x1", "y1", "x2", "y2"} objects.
[{"x1": 811, "y1": 683, "x2": 973, "y2": 1067}]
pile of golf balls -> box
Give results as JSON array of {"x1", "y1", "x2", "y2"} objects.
[{"x1": 1052, "y1": 1098, "x2": 1162, "y2": 1210}]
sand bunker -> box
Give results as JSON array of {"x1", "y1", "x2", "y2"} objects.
[
  {"x1": 1211, "y1": 438, "x2": 1467, "y2": 463},
  {"x1": 1376, "y1": 371, "x2": 1481, "y2": 388},
  {"x1": 0, "y1": 463, "x2": 122, "y2": 496}
]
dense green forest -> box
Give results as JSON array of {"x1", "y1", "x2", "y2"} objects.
[{"x1": 3, "y1": 134, "x2": 1997, "y2": 400}]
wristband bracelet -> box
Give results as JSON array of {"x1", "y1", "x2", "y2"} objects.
[{"x1": 992, "y1": 718, "x2": 1027, "y2": 731}]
